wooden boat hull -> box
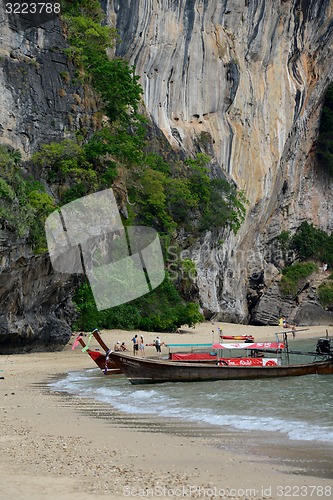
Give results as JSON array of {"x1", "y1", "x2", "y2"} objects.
[
  {"x1": 87, "y1": 350, "x2": 122, "y2": 374},
  {"x1": 77, "y1": 336, "x2": 121, "y2": 374},
  {"x1": 109, "y1": 352, "x2": 333, "y2": 385}
]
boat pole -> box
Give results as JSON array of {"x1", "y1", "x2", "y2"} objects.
[
  {"x1": 92, "y1": 329, "x2": 109, "y2": 352},
  {"x1": 284, "y1": 332, "x2": 290, "y2": 363}
]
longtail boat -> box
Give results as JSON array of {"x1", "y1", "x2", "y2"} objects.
[
  {"x1": 108, "y1": 338, "x2": 333, "y2": 385},
  {"x1": 94, "y1": 336, "x2": 219, "y2": 364},
  {"x1": 220, "y1": 335, "x2": 254, "y2": 341},
  {"x1": 73, "y1": 333, "x2": 122, "y2": 375}
]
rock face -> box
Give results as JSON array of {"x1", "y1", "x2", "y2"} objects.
[
  {"x1": 108, "y1": 0, "x2": 333, "y2": 323},
  {"x1": 0, "y1": 5, "x2": 93, "y2": 351},
  {"x1": 0, "y1": 4, "x2": 99, "y2": 159}
]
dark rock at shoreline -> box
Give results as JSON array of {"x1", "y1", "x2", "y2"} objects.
[
  {"x1": 0, "y1": 231, "x2": 80, "y2": 353},
  {"x1": 293, "y1": 303, "x2": 333, "y2": 327}
]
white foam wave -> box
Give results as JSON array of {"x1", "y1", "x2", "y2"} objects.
[{"x1": 49, "y1": 371, "x2": 333, "y2": 445}]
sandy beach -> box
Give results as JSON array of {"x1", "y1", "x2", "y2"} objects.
[{"x1": 1, "y1": 322, "x2": 333, "y2": 500}]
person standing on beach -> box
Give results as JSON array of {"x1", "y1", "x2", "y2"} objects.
[
  {"x1": 279, "y1": 316, "x2": 288, "y2": 328},
  {"x1": 132, "y1": 334, "x2": 139, "y2": 355},
  {"x1": 291, "y1": 325, "x2": 297, "y2": 339},
  {"x1": 155, "y1": 336, "x2": 161, "y2": 353},
  {"x1": 139, "y1": 335, "x2": 145, "y2": 357}
]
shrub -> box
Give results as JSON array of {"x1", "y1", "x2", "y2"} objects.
[
  {"x1": 62, "y1": 1, "x2": 142, "y2": 126},
  {"x1": 318, "y1": 282, "x2": 333, "y2": 308},
  {"x1": 276, "y1": 230, "x2": 291, "y2": 254},
  {"x1": 31, "y1": 139, "x2": 98, "y2": 197},
  {"x1": 290, "y1": 221, "x2": 333, "y2": 266},
  {"x1": 0, "y1": 177, "x2": 15, "y2": 200},
  {"x1": 73, "y1": 275, "x2": 204, "y2": 332},
  {"x1": 280, "y1": 262, "x2": 317, "y2": 297},
  {"x1": 0, "y1": 146, "x2": 55, "y2": 251}
]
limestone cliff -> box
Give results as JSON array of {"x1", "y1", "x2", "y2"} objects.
[
  {"x1": 0, "y1": 3, "x2": 99, "y2": 158},
  {"x1": 1, "y1": 0, "x2": 333, "y2": 352},
  {"x1": 108, "y1": 0, "x2": 333, "y2": 324},
  {"x1": 0, "y1": 5, "x2": 91, "y2": 351}
]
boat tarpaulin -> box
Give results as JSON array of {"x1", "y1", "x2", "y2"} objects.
[
  {"x1": 170, "y1": 352, "x2": 217, "y2": 361},
  {"x1": 89, "y1": 350, "x2": 103, "y2": 361},
  {"x1": 212, "y1": 342, "x2": 285, "y2": 350}
]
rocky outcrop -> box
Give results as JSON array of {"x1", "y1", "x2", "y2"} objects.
[
  {"x1": 294, "y1": 303, "x2": 333, "y2": 326},
  {"x1": 252, "y1": 266, "x2": 333, "y2": 325},
  {"x1": 0, "y1": 3, "x2": 99, "y2": 158},
  {"x1": 0, "y1": 230, "x2": 80, "y2": 353},
  {"x1": 108, "y1": 0, "x2": 333, "y2": 323}
]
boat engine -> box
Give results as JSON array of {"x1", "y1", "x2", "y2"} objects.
[{"x1": 316, "y1": 338, "x2": 332, "y2": 355}]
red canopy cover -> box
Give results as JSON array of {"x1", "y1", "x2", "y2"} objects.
[
  {"x1": 88, "y1": 350, "x2": 103, "y2": 361},
  {"x1": 170, "y1": 353, "x2": 217, "y2": 361}
]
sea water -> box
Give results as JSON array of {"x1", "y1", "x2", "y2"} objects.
[{"x1": 50, "y1": 338, "x2": 333, "y2": 446}]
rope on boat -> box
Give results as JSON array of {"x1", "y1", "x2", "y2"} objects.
[{"x1": 81, "y1": 328, "x2": 98, "y2": 353}]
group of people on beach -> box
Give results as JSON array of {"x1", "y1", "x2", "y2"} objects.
[
  {"x1": 113, "y1": 341, "x2": 128, "y2": 352},
  {"x1": 131, "y1": 335, "x2": 145, "y2": 356},
  {"x1": 131, "y1": 334, "x2": 163, "y2": 356},
  {"x1": 114, "y1": 335, "x2": 164, "y2": 357}
]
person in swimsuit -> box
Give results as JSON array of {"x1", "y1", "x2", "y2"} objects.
[
  {"x1": 132, "y1": 334, "x2": 139, "y2": 355},
  {"x1": 139, "y1": 335, "x2": 145, "y2": 357}
]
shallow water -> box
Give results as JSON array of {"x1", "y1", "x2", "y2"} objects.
[{"x1": 50, "y1": 338, "x2": 333, "y2": 446}]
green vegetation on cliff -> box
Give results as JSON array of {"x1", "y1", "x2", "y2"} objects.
[
  {"x1": 61, "y1": 0, "x2": 142, "y2": 126},
  {"x1": 73, "y1": 275, "x2": 203, "y2": 332},
  {"x1": 277, "y1": 222, "x2": 333, "y2": 302},
  {"x1": 0, "y1": 146, "x2": 54, "y2": 252},
  {"x1": 277, "y1": 222, "x2": 333, "y2": 267},
  {"x1": 290, "y1": 222, "x2": 333, "y2": 266},
  {"x1": 318, "y1": 281, "x2": 333, "y2": 309},
  {"x1": 280, "y1": 262, "x2": 317, "y2": 297}
]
